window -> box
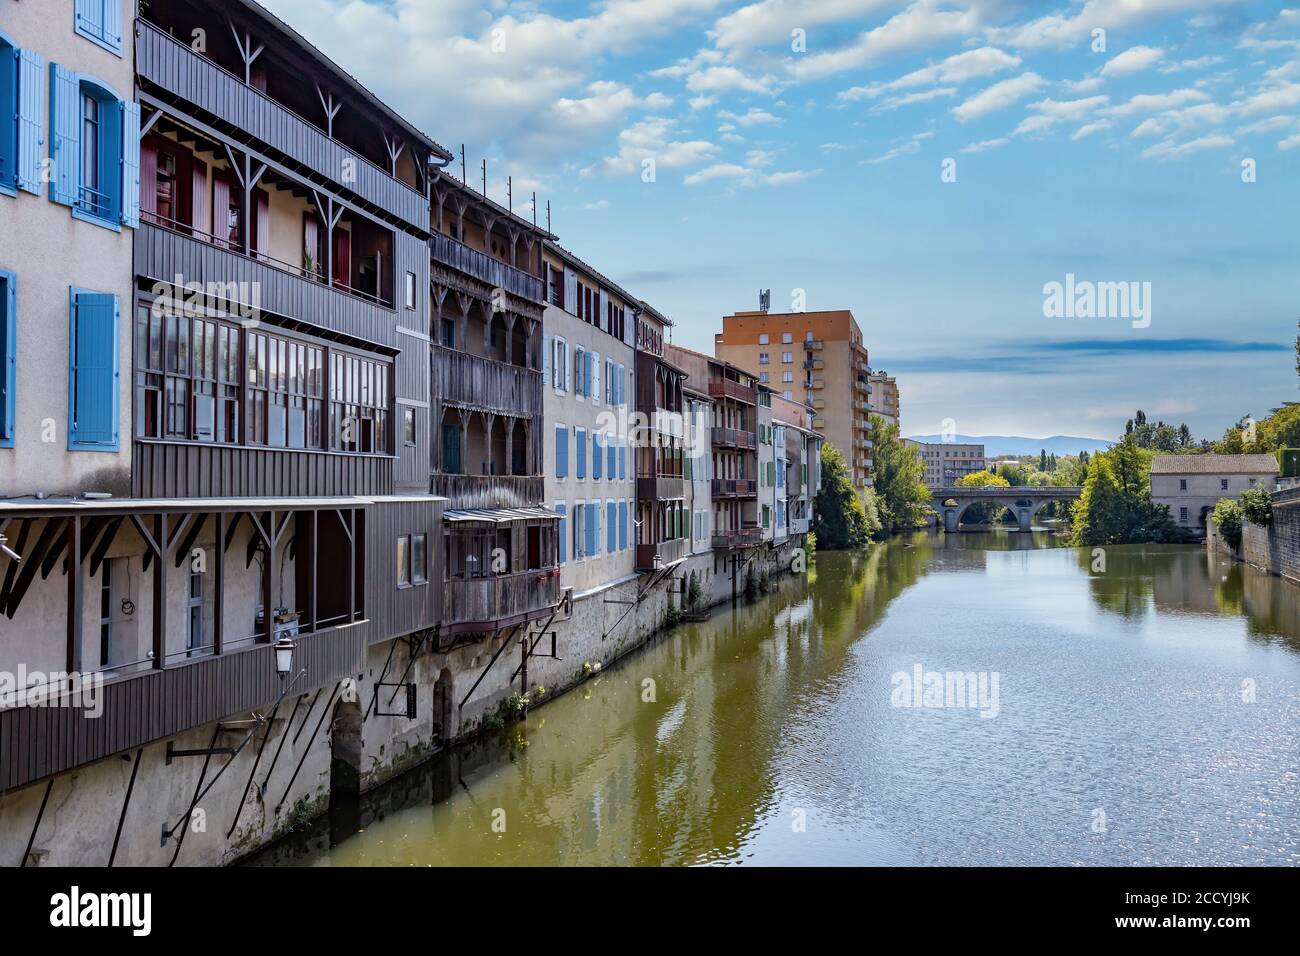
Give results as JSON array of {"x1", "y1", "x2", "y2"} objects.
[
  {"x1": 74, "y1": 1, "x2": 125, "y2": 56},
  {"x1": 248, "y1": 331, "x2": 325, "y2": 449},
  {"x1": 68, "y1": 289, "x2": 119, "y2": 450},
  {"x1": 759, "y1": 352, "x2": 769, "y2": 364},
  {"x1": 49, "y1": 67, "x2": 137, "y2": 228},
  {"x1": 397, "y1": 535, "x2": 411, "y2": 587},
  {"x1": 782, "y1": 332, "x2": 793, "y2": 343},
  {"x1": 783, "y1": 390, "x2": 793, "y2": 400},
  {"x1": 1179, "y1": 478, "x2": 1187, "y2": 490},
  {"x1": 187, "y1": 565, "x2": 204, "y2": 652},
  {"x1": 412, "y1": 534, "x2": 427, "y2": 584},
  {"x1": 573, "y1": 501, "x2": 585, "y2": 558},
  {"x1": 575, "y1": 426, "x2": 587, "y2": 479},
  {"x1": 136, "y1": 305, "x2": 241, "y2": 443},
  {"x1": 607, "y1": 500, "x2": 617, "y2": 552},
  {"x1": 574, "y1": 346, "x2": 586, "y2": 395},
  {"x1": 404, "y1": 407, "x2": 416, "y2": 445},
  {"x1": 586, "y1": 502, "x2": 599, "y2": 557},
  {"x1": 782, "y1": 371, "x2": 793, "y2": 383},
  {"x1": 758, "y1": 334, "x2": 769, "y2": 345},
  {"x1": 759, "y1": 372, "x2": 769, "y2": 383},
  {"x1": 618, "y1": 438, "x2": 626, "y2": 480},
  {"x1": 1221, "y1": 478, "x2": 1229, "y2": 490},
  {"x1": 1179, "y1": 507, "x2": 1189, "y2": 521},
  {"x1": 1, "y1": 39, "x2": 45, "y2": 196},
  {"x1": 782, "y1": 352, "x2": 793, "y2": 363},
  {"x1": 329, "y1": 350, "x2": 389, "y2": 453},
  {"x1": 619, "y1": 500, "x2": 628, "y2": 550},
  {"x1": 552, "y1": 336, "x2": 567, "y2": 392},
  {"x1": 405, "y1": 272, "x2": 417, "y2": 310},
  {"x1": 607, "y1": 435, "x2": 616, "y2": 477},
  {"x1": 555, "y1": 422, "x2": 569, "y2": 478},
  {"x1": 0, "y1": 269, "x2": 13, "y2": 446},
  {"x1": 592, "y1": 432, "x2": 602, "y2": 479}
]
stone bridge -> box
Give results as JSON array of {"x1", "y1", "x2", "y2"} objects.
[{"x1": 934, "y1": 486, "x2": 1083, "y2": 532}]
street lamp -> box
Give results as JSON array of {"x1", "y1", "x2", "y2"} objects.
[{"x1": 274, "y1": 634, "x2": 295, "y2": 679}]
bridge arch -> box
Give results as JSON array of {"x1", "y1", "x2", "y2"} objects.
[{"x1": 936, "y1": 486, "x2": 1082, "y2": 533}]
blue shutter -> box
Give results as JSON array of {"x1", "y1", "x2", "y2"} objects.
[
  {"x1": 103, "y1": 0, "x2": 124, "y2": 54},
  {"x1": 583, "y1": 350, "x2": 593, "y2": 398},
  {"x1": 0, "y1": 44, "x2": 15, "y2": 191},
  {"x1": 556, "y1": 504, "x2": 567, "y2": 564},
  {"x1": 0, "y1": 272, "x2": 14, "y2": 445},
  {"x1": 618, "y1": 439, "x2": 626, "y2": 479},
  {"x1": 586, "y1": 503, "x2": 597, "y2": 557},
  {"x1": 15, "y1": 48, "x2": 43, "y2": 194},
  {"x1": 592, "y1": 432, "x2": 602, "y2": 479},
  {"x1": 68, "y1": 290, "x2": 119, "y2": 449},
  {"x1": 619, "y1": 501, "x2": 628, "y2": 550},
  {"x1": 48, "y1": 63, "x2": 79, "y2": 206},
  {"x1": 576, "y1": 428, "x2": 586, "y2": 479},
  {"x1": 554, "y1": 423, "x2": 568, "y2": 478},
  {"x1": 119, "y1": 99, "x2": 139, "y2": 227},
  {"x1": 607, "y1": 436, "x2": 615, "y2": 476},
  {"x1": 607, "y1": 501, "x2": 616, "y2": 552},
  {"x1": 76, "y1": 0, "x2": 124, "y2": 55}
]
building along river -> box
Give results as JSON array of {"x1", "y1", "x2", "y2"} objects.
[{"x1": 251, "y1": 531, "x2": 1300, "y2": 866}]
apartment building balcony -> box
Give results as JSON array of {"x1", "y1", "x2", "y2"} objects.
[
  {"x1": 804, "y1": 339, "x2": 825, "y2": 351},
  {"x1": 635, "y1": 537, "x2": 688, "y2": 572},
  {"x1": 136, "y1": 20, "x2": 426, "y2": 227},
  {"x1": 812, "y1": 417, "x2": 827, "y2": 430},
  {"x1": 711, "y1": 526, "x2": 764, "y2": 550},
  {"x1": 434, "y1": 347, "x2": 542, "y2": 418},
  {"x1": 431, "y1": 474, "x2": 544, "y2": 510},
  {"x1": 430, "y1": 233, "x2": 543, "y2": 302},
  {"x1": 711, "y1": 478, "x2": 758, "y2": 498},
  {"x1": 808, "y1": 378, "x2": 826, "y2": 390},
  {"x1": 803, "y1": 357, "x2": 825, "y2": 371},
  {"x1": 711, "y1": 427, "x2": 757, "y2": 449},
  {"x1": 443, "y1": 568, "x2": 561, "y2": 635},
  {"x1": 637, "y1": 473, "x2": 686, "y2": 502},
  {"x1": 708, "y1": 378, "x2": 758, "y2": 405}
]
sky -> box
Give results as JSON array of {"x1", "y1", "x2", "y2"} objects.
[{"x1": 260, "y1": 0, "x2": 1300, "y2": 441}]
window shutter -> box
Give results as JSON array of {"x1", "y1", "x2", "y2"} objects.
[
  {"x1": 541, "y1": 333, "x2": 549, "y2": 386},
  {"x1": 48, "y1": 62, "x2": 79, "y2": 205},
  {"x1": 556, "y1": 505, "x2": 567, "y2": 564},
  {"x1": 607, "y1": 501, "x2": 616, "y2": 552},
  {"x1": 587, "y1": 503, "x2": 598, "y2": 556},
  {"x1": 592, "y1": 433, "x2": 601, "y2": 479},
  {"x1": 1, "y1": 273, "x2": 14, "y2": 443},
  {"x1": 576, "y1": 428, "x2": 586, "y2": 478},
  {"x1": 69, "y1": 291, "x2": 119, "y2": 448},
  {"x1": 619, "y1": 501, "x2": 628, "y2": 550},
  {"x1": 13, "y1": 48, "x2": 43, "y2": 194},
  {"x1": 554, "y1": 423, "x2": 567, "y2": 478},
  {"x1": 591, "y1": 350, "x2": 600, "y2": 406},
  {"x1": 119, "y1": 99, "x2": 140, "y2": 227},
  {"x1": 564, "y1": 269, "x2": 577, "y2": 315},
  {"x1": 103, "y1": 0, "x2": 124, "y2": 53}
]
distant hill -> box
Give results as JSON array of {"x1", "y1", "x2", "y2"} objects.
[{"x1": 905, "y1": 434, "x2": 1114, "y2": 458}]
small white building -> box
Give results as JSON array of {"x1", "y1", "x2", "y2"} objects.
[{"x1": 1150, "y1": 454, "x2": 1279, "y2": 534}]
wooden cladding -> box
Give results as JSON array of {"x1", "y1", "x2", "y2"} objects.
[
  {"x1": 443, "y1": 569, "x2": 560, "y2": 635},
  {"x1": 430, "y1": 474, "x2": 544, "y2": 510},
  {"x1": 430, "y1": 233, "x2": 543, "y2": 303},
  {"x1": 708, "y1": 378, "x2": 758, "y2": 405},
  {"x1": 637, "y1": 475, "x2": 686, "y2": 502},
  {"x1": 711, "y1": 478, "x2": 758, "y2": 498},
  {"x1": 133, "y1": 440, "x2": 393, "y2": 499},
  {"x1": 712, "y1": 427, "x2": 757, "y2": 449},
  {"x1": 434, "y1": 349, "x2": 542, "y2": 418},
  {"x1": 137, "y1": 224, "x2": 402, "y2": 347},
  {"x1": 635, "y1": 537, "x2": 687, "y2": 572},
  {"x1": 0, "y1": 623, "x2": 364, "y2": 793},
  {"x1": 136, "y1": 20, "x2": 427, "y2": 228}
]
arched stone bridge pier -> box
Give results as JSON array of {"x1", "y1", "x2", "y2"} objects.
[{"x1": 934, "y1": 486, "x2": 1083, "y2": 532}]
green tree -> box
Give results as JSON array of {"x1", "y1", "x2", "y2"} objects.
[
  {"x1": 1212, "y1": 498, "x2": 1243, "y2": 549},
  {"x1": 956, "y1": 469, "x2": 1010, "y2": 489},
  {"x1": 1070, "y1": 437, "x2": 1184, "y2": 544},
  {"x1": 1240, "y1": 486, "x2": 1273, "y2": 526},
  {"x1": 869, "y1": 414, "x2": 931, "y2": 534},
  {"x1": 812, "y1": 443, "x2": 874, "y2": 549}
]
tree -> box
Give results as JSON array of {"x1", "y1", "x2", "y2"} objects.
[
  {"x1": 812, "y1": 443, "x2": 875, "y2": 549},
  {"x1": 1070, "y1": 437, "x2": 1184, "y2": 544},
  {"x1": 1212, "y1": 498, "x2": 1243, "y2": 549},
  {"x1": 1240, "y1": 486, "x2": 1273, "y2": 526},
  {"x1": 1039, "y1": 448, "x2": 1048, "y2": 471},
  {"x1": 956, "y1": 469, "x2": 1009, "y2": 489},
  {"x1": 869, "y1": 414, "x2": 931, "y2": 534}
]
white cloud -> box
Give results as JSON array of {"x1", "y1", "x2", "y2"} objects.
[
  {"x1": 791, "y1": 2, "x2": 983, "y2": 82},
  {"x1": 960, "y1": 137, "x2": 1010, "y2": 153},
  {"x1": 582, "y1": 199, "x2": 610, "y2": 210},
  {"x1": 1061, "y1": 75, "x2": 1106, "y2": 94},
  {"x1": 718, "y1": 107, "x2": 782, "y2": 126},
  {"x1": 581, "y1": 117, "x2": 717, "y2": 177},
  {"x1": 685, "y1": 65, "x2": 777, "y2": 95},
  {"x1": 866, "y1": 130, "x2": 934, "y2": 163},
  {"x1": 1139, "y1": 134, "x2": 1234, "y2": 160},
  {"x1": 1236, "y1": 115, "x2": 1296, "y2": 135},
  {"x1": 1160, "y1": 55, "x2": 1225, "y2": 74},
  {"x1": 1236, "y1": 82, "x2": 1300, "y2": 116},
  {"x1": 1071, "y1": 120, "x2": 1112, "y2": 140},
  {"x1": 839, "y1": 47, "x2": 1021, "y2": 101},
  {"x1": 684, "y1": 148, "x2": 820, "y2": 186},
  {"x1": 952, "y1": 72, "x2": 1046, "y2": 122},
  {"x1": 1104, "y1": 88, "x2": 1209, "y2": 117},
  {"x1": 872, "y1": 88, "x2": 959, "y2": 111},
  {"x1": 712, "y1": 0, "x2": 894, "y2": 50},
  {"x1": 988, "y1": 0, "x2": 1241, "y2": 50},
  {"x1": 1101, "y1": 46, "x2": 1164, "y2": 77},
  {"x1": 1279, "y1": 131, "x2": 1300, "y2": 150}
]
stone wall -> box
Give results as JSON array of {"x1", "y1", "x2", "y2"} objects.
[{"x1": 1207, "y1": 486, "x2": 1300, "y2": 585}]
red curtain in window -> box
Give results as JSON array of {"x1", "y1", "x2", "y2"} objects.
[
  {"x1": 140, "y1": 141, "x2": 158, "y2": 218},
  {"x1": 212, "y1": 173, "x2": 232, "y2": 249},
  {"x1": 254, "y1": 189, "x2": 269, "y2": 259},
  {"x1": 333, "y1": 228, "x2": 351, "y2": 289},
  {"x1": 191, "y1": 160, "x2": 208, "y2": 239}
]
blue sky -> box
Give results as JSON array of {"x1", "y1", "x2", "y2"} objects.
[{"x1": 262, "y1": 0, "x2": 1300, "y2": 440}]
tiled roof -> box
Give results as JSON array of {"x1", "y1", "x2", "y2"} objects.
[{"x1": 1150, "y1": 454, "x2": 1278, "y2": 474}]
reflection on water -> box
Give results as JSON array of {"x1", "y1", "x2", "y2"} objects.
[{"x1": 249, "y1": 531, "x2": 1300, "y2": 867}]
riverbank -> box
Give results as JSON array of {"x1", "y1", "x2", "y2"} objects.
[
  {"x1": 1207, "y1": 485, "x2": 1300, "y2": 585},
  {"x1": 248, "y1": 534, "x2": 1300, "y2": 866}
]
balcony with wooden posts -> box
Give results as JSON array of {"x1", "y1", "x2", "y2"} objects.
[
  {"x1": 443, "y1": 568, "x2": 561, "y2": 635},
  {"x1": 434, "y1": 347, "x2": 542, "y2": 418},
  {"x1": 634, "y1": 537, "x2": 688, "y2": 572},
  {"x1": 711, "y1": 426, "x2": 757, "y2": 450},
  {"x1": 707, "y1": 378, "x2": 757, "y2": 405},
  {"x1": 712, "y1": 478, "x2": 758, "y2": 498},
  {"x1": 135, "y1": 19, "x2": 427, "y2": 228},
  {"x1": 431, "y1": 474, "x2": 544, "y2": 510},
  {"x1": 430, "y1": 233, "x2": 543, "y2": 302},
  {"x1": 711, "y1": 526, "x2": 764, "y2": 550}
]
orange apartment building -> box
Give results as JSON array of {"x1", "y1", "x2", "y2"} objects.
[{"x1": 715, "y1": 309, "x2": 876, "y2": 490}]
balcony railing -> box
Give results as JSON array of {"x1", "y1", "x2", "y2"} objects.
[
  {"x1": 434, "y1": 348, "x2": 541, "y2": 417},
  {"x1": 711, "y1": 527, "x2": 764, "y2": 550},
  {"x1": 431, "y1": 233, "x2": 543, "y2": 302},
  {"x1": 707, "y1": 379, "x2": 757, "y2": 404},
  {"x1": 136, "y1": 19, "x2": 426, "y2": 227},
  {"x1": 444, "y1": 568, "x2": 561, "y2": 634},
  {"x1": 711, "y1": 478, "x2": 758, "y2": 498},
  {"x1": 637, "y1": 474, "x2": 686, "y2": 501},
  {"x1": 804, "y1": 339, "x2": 824, "y2": 350},
  {"x1": 431, "y1": 473, "x2": 544, "y2": 510},
  {"x1": 711, "y1": 427, "x2": 756, "y2": 449},
  {"x1": 635, "y1": 537, "x2": 688, "y2": 571}
]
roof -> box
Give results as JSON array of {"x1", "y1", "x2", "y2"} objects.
[
  {"x1": 1150, "y1": 454, "x2": 1279, "y2": 475},
  {"x1": 544, "y1": 242, "x2": 640, "y2": 305},
  {"x1": 433, "y1": 172, "x2": 556, "y2": 239},
  {"x1": 443, "y1": 506, "x2": 560, "y2": 523},
  {"x1": 638, "y1": 300, "x2": 674, "y2": 328},
  {"x1": 237, "y1": 0, "x2": 453, "y2": 160}
]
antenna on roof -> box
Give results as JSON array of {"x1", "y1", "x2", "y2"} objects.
[
  {"x1": 532, "y1": 192, "x2": 537, "y2": 227},
  {"x1": 546, "y1": 200, "x2": 552, "y2": 234},
  {"x1": 460, "y1": 145, "x2": 466, "y2": 184},
  {"x1": 759, "y1": 289, "x2": 771, "y2": 313},
  {"x1": 508, "y1": 176, "x2": 512, "y2": 213},
  {"x1": 481, "y1": 159, "x2": 487, "y2": 196}
]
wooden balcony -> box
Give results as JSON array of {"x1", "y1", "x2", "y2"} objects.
[
  {"x1": 636, "y1": 474, "x2": 685, "y2": 502},
  {"x1": 712, "y1": 478, "x2": 758, "y2": 498},
  {"x1": 708, "y1": 379, "x2": 757, "y2": 405},
  {"x1": 431, "y1": 473, "x2": 543, "y2": 510},
  {"x1": 711, "y1": 527, "x2": 764, "y2": 550},
  {"x1": 136, "y1": 223, "x2": 397, "y2": 345},
  {"x1": 443, "y1": 568, "x2": 561, "y2": 635},
  {"x1": 635, "y1": 537, "x2": 687, "y2": 572},
  {"x1": 136, "y1": 20, "x2": 427, "y2": 228},
  {"x1": 0, "y1": 621, "x2": 365, "y2": 793},
  {"x1": 711, "y1": 427, "x2": 756, "y2": 449},
  {"x1": 433, "y1": 347, "x2": 541, "y2": 418},
  {"x1": 430, "y1": 233, "x2": 543, "y2": 302}
]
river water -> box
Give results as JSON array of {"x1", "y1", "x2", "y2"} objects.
[{"x1": 253, "y1": 531, "x2": 1300, "y2": 866}]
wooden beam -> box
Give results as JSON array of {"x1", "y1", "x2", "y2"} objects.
[
  {"x1": 5, "y1": 518, "x2": 67, "y2": 619},
  {"x1": 174, "y1": 513, "x2": 209, "y2": 569},
  {"x1": 214, "y1": 513, "x2": 225, "y2": 656},
  {"x1": 65, "y1": 517, "x2": 82, "y2": 674},
  {"x1": 0, "y1": 518, "x2": 31, "y2": 611},
  {"x1": 151, "y1": 514, "x2": 168, "y2": 669}
]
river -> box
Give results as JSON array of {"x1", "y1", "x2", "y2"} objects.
[{"x1": 251, "y1": 531, "x2": 1300, "y2": 866}]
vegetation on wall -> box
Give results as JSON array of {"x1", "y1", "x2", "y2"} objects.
[{"x1": 1212, "y1": 498, "x2": 1244, "y2": 550}]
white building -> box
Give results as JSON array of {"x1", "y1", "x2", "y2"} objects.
[{"x1": 1151, "y1": 454, "x2": 1279, "y2": 535}]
